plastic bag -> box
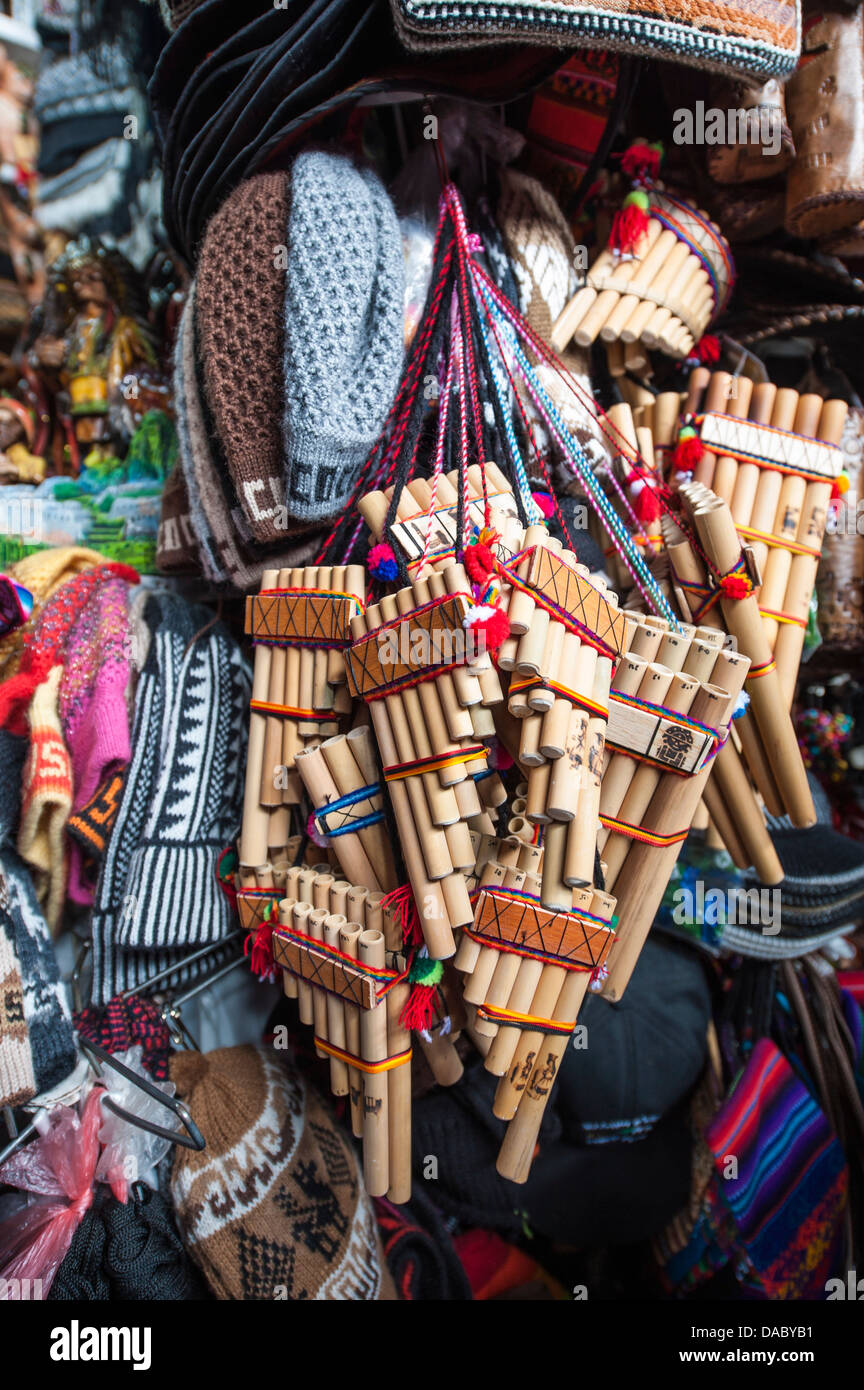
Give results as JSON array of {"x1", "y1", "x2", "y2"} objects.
[
  {"x1": 94, "y1": 1045, "x2": 178, "y2": 1202},
  {"x1": 0, "y1": 1086, "x2": 102, "y2": 1298}
]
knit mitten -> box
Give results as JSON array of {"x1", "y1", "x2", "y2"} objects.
[
  {"x1": 170, "y1": 1045, "x2": 395, "y2": 1301},
  {"x1": 18, "y1": 667, "x2": 72, "y2": 931},
  {"x1": 282, "y1": 152, "x2": 404, "y2": 522},
  {"x1": 0, "y1": 843, "x2": 76, "y2": 1101},
  {"x1": 0, "y1": 909, "x2": 34, "y2": 1106}
]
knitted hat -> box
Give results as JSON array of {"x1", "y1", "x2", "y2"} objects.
[
  {"x1": 18, "y1": 666, "x2": 73, "y2": 932},
  {"x1": 149, "y1": 0, "x2": 563, "y2": 261},
  {"x1": 156, "y1": 465, "x2": 201, "y2": 575},
  {"x1": 89, "y1": 592, "x2": 250, "y2": 1004},
  {"x1": 0, "y1": 729, "x2": 76, "y2": 1109},
  {"x1": 282, "y1": 153, "x2": 404, "y2": 522},
  {"x1": 48, "y1": 1183, "x2": 209, "y2": 1301},
  {"x1": 174, "y1": 288, "x2": 322, "y2": 591},
  {"x1": 197, "y1": 171, "x2": 291, "y2": 545},
  {"x1": 170, "y1": 1045, "x2": 396, "y2": 1301},
  {"x1": 58, "y1": 576, "x2": 132, "y2": 905}
]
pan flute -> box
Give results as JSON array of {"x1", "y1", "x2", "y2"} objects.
[
  {"x1": 676, "y1": 374, "x2": 848, "y2": 707},
  {"x1": 551, "y1": 189, "x2": 734, "y2": 361},
  {"x1": 599, "y1": 640, "x2": 750, "y2": 1002},
  {"x1": 498, "y1": 535, "x2": 635, "y2": 901},
  {"x1": 346, "y1": 569, "x2": 505, "y2": 958},
  {"x1": 667, "y1": 483, "x2": 817, "y2": 830},
  {"x1": 358, "y1": 462, "x2": 522, "y2": 579},
  {"x1": 239, "y1": 564, "x2": 365, "y2": 872},
  {"x1": 269, "y1": 872, "x2": 412, "y2": 1202},
  {"x1": 294, "y1": 727, "x2": 399, "y2": 894}
]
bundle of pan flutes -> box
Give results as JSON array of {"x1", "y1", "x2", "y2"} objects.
[
  {"x1": 232, "y1": 394, "x2": 844, "y2": 1193},
  {"x1": 551, "y1": 188, "x2": 733, "y2": 362}
]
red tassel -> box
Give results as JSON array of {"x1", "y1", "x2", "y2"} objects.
[
  {"x1": 609, "y1": 201, "x2": 650, "y2": 258},
  {"x1": 671, "y1": 434, "x2": 704, "y2": 473},
  {"x1": 721, "y1": 572, "x2": 753, "y2": 600},
  {"x1": 399, "y1": 984, "x2": 440, "y2": 1032},
  {"x1": 246, "y1": 916, "x2": 275, "y2": 979},
  {"x1": 380, "y1": 884, "x2": 423, "y2": 947}
]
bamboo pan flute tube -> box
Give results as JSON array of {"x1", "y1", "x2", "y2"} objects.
[
  {"x1": 358, "y1": 928, "x2": 389, "y2": 1197},
  {"x1": 378, "y1": 898, "x2": 412, "y2": 1203},
  {"x1": 564, "y1": 654, "x2": 613, "y2": 887},
  {"x1": 687, "y1": 491, "x2": 815, "y2": 826},
  {"x1": 493, "y1": 885, "x2": 596, "y2": 1120},
  {"x1": 320, "y1": 729, "x2": 399, "y2": 890},
  {"x1": 602, "y1": 663, "x2": 748, "y2": 1003},
  {"x1": 496, "y1": 886, "x2": 618, "y2": 1182},
  {"x1": 349, "y1": 608, "x2": 462, "y2": 958},
  {"x1": 473, "y1": 871, "x2": 543, "y2": 1042},
  {"x1": 774, "y1": 398, "x2": 849, "y2": 706},
  {"x1": 260, "y1": 566, "x2": 292, "y2": 808},
  {"x1": 294, "y1": 743, "x2": 382, "y2": 890},
  {"x1": 691, "y1": 373, "x2": 735, "y2": 488},
  {"x1": 463, "y1": 864, "x2": 527, "y2": 1018},
  {"x1": 338, "y1": 920, "x2": 365, "y2": 1139},
  {"x1": 755, "y1": 394, "x2": 824, "y2": 652},
  {"x1": 494, "y1": 889, "x2": 616, "y2": 1150},
  {"x1": 323, "y1": 913, "x2": 350, "y2": 1097},
  {"x1": 240, "y1": 567, "x2": 279, "y2": 866}
]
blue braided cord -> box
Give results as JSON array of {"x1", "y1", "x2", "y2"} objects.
[
  {"x1": 482, "y1": 291, "x2": 679, "y2": 630},
  {"x1": 324, "y1": 811, "x2": 384, "y2": 838},
  {"x1": 471, "y1": 283, "x2": 542, "y2": 525},
  {"x1": 315, "y1": 783, "x2": 383, "y2": 838}
]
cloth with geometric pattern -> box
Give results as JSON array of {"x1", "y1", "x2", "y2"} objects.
[
  {"x1": 170, "y1": 1045, "x2": 396, "y2": 1302},
  {"x1": 88, "y1": 593, "x2": 250, "y2": 1004}
]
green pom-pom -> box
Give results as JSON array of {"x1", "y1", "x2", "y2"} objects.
[
  {"x1": 409, "y1": 956, "x2": 444, "y2": 986},
  {"x1": 624, "y1": 189, "x2": 650, "y2": 212},
  {"x1": 678, "y1": 424, "x2": 697, "y2": 441}
]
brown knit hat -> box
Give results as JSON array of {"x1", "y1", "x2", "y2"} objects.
[
  {"x1": 196, "y1": 171, "x2": 291, "y2": 546},
  {"x1": 170, "y1": 1045, "x2": 396, "y2": 1301}
]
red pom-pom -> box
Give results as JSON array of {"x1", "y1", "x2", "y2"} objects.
[
  {"x1": 671, "y1": 434, "x2": 704, "y2": 473},
  {"x1": 620, "y1": 142, "x2": 663, "y2": 180},
  {"x1": 721, "y1": 572, "x2": 753, "y2": 600},
  {"x1": 532, "y1": 490, "x2": 555, "y2": 518},
  {"x1": 695, "y1": 335, "x2": 721, "y2": 366},
  {"x1": 464, "y1": 542, "x2": 496, "y2": 584},
  {"x1": 634, "y1": 484, "x2": 661, "y2": 524},
  {"x1": 466, "y1": 604, "x2": 510, "y2": 655}
]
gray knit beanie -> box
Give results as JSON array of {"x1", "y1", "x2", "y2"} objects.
[{"x1": 282, "y1": 152, "x2": 404, "y2": 522}]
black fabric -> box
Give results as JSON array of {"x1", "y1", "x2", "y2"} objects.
[
  {"x1": 49, "y1": 1184, "x2": 209, "y2": 1301},
  {"x1": 0, "y1": 730, "x2": 28, "y2": 844},
  {"x1": 374, "y1": 1189, "x2": 473, "y2": 1300},
  {"x1": 556, "y1": 935, "x2": 711, "y2": 1145},
  {"x1": 411, "y1": 936, "x2": 706, "y2": 1243}
]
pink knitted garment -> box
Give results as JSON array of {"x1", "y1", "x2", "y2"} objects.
[{"x1": 58, "y1": 576, "x2": 132, "y2": 903}]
